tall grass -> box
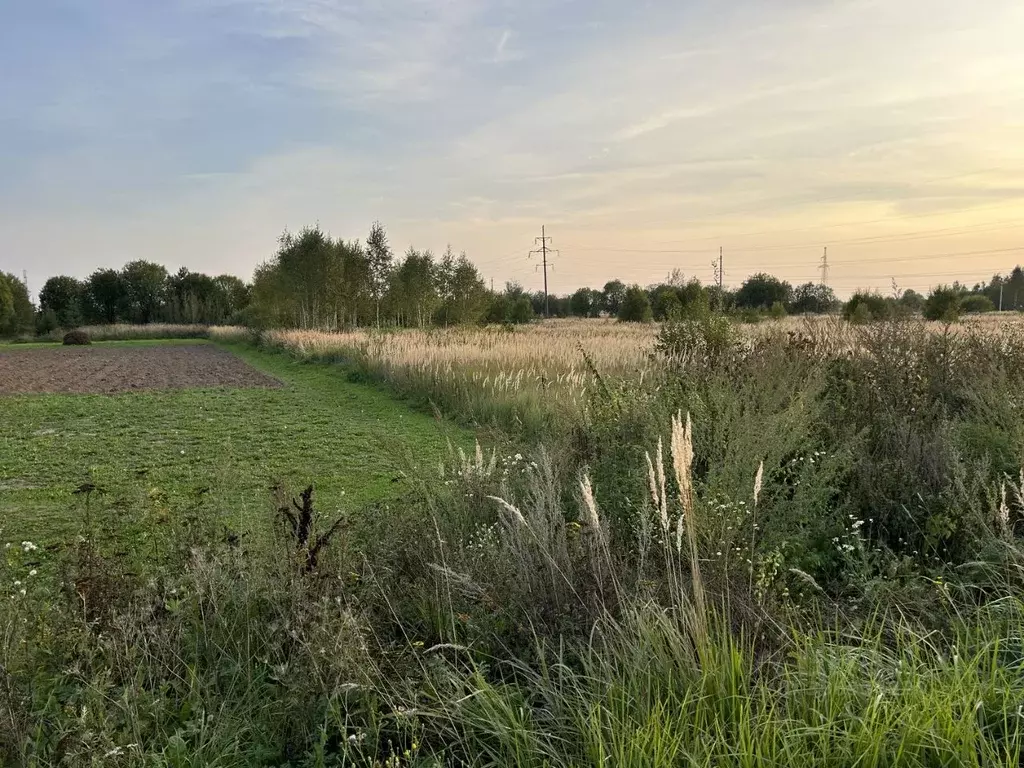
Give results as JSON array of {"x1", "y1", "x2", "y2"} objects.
[
  {"x1": 35, "y1": 323, "x2": 212, "y2": 342},
  {"x1": 4, "y1": 315, "x2": 1024, "y2": 764},
  {"x1": 4, "y1": 410, "x2": 1022, "y2": 764},
  {"x1": 212, "y1": 320, "x2": 656, "y2": 436}
]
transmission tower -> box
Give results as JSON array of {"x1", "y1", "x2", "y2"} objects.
[
  {"x1": 530, "y1": 226, "x2": 558, "y2": 317},
  {"x1": 819, "y1": 246, "x2": 830, "y2": 286}
]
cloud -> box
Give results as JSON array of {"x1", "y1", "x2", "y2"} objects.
[{"x1": 2, "y1": 0, "x2": 1024, "y2": 296}]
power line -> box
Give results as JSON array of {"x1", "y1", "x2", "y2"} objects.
[
  {"x1": 559, "y1": 220, "x2": 1024, "y2": 255},
  {"x1": 558, "y1": 244, "x2": 1020, "y2": 271}
]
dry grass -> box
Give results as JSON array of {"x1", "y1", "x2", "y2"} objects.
[
  {"x1": 38, "y1": 323, "x2": 211, "y2": 342},
  {"x1": 213, "y1": 320, "x2": 657, "y2": 421},
  {"x1": 211, "y1": 313, "x2": 1024, "y2": 430}
]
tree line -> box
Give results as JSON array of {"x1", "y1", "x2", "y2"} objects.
[
  {"x1": 18, "y1": 263, "x2": 250, "y2": 335},
  {"x1": 5, "y1": 221, "x2": 1023, "y2": 338}
]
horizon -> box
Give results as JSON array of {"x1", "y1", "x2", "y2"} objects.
[{"x1": 2, "y1": 1, "x2": 1023, "y2": 298}]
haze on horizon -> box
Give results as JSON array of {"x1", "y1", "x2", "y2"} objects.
[{"x1": 1, "y1": 0, "x2": 1022, "y2": 299}]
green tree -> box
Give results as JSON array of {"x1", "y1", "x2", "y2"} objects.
[
  {"x1": 0, "y1": 274, "x2": 14, "y2": 335},
  {"x1": 366, "y1": 221, "x2": 393, "y2": 327},
  {"x1": 0, "y1": 273, "x2": 33, "y2": 336},
  {"x1": 735, "y1": 273, "x2": 793, "y2": 310},
  {"x1": 497, "y1": 282, "x2": 533, "y2": 325},
  {"x1": 923, "y1": 286, "x2": 962, "y2": 322},
  {"x1": 899, "y1": 289, "x2": 925, "y2": 314},
  {"x1": 791, "y1": 282, "x2": 839, "y2": 314},
  {"x1": 651, "y1": 286, "x2": 682, "y2": 321},
  {"x1": 85, "y1": 268, "x2": 127, "y2": 324},
  {"x1": 961, "y1": 294, "x2": 995, "y2": 314},
  {"x1": 390, "y1": 248, "x2": 438, "y2": 327},
  {"x1": 569, "y1": 287, "x2": 603, "y2": 318},
  {"x1": 602, "y1": 280, "x2": 626, "y2": 316},
  {"x1": 39, "y1": 275, "x2": 84, "y2": 328},
  {"x1": 214, "y1": 275, "x2": 252, "y2": 319},
  {"x1": 843, "y1": 291, "x2": 892, "y2": 323},
  {"x1": 269, "y1": 227, "x2": 346, "y2": 328},
  {"x1": 338, "y1": 239, "x2": 372, "y2": 327},
  {"x1": 166, "y1": 268, "x2": 229, "y2": 324},
  {"x1": 618, "y1": 284, "x2": 653, "y2": 323},
  {"x1": 509, "y1": 295, "x2": 534, "y2": 324},
  {"x1": 435, "y1": 247, "x2": 488, "y2": 325},
  {"x1": 121, "y1": 260, "x2": 168, "y2": 323}
]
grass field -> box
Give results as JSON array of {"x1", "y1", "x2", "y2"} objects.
[{"x1": 0, "y1": 340, "x2": 468, "y2": 548}]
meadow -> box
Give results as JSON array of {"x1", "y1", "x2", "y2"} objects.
[
  {"x1": 0, "y1": 339, "x2": 465, "y2": 561},
  {"x1": 2, "y1": 315, "x2": 1024, "y2": 766}
]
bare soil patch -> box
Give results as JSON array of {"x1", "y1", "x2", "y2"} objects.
[{"x1": 0, "y1": 344, "x2": 282, "y2": 395}]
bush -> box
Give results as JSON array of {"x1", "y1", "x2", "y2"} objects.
[
  {"x1": 850, "y1": 302, "x2": 874, "y2": 325},
  {"x1": 961, "y1": 294, "x2": 995, "y2": 314},
  {"x1": 768, "y1": 301, "x2": 787, "y2": 319},
  {"x1": 738, "y1": 308, "x2": 764, "y2": 324},
  {"x1": 62, "y1": 330, "x2": 91, "y2": 345},
  {"x1": 656, "y1": 312, "x2": 737, "y2": 361},
  {"x1": 617, "y1": 285, "x2": 653, "y2": 323},
  {"x1": 843, "y1": 291, "x2": 891, "y2": 323},
  {"x1": 508, "y1": 296, "x2": 534, "y2": 325},
  {"x1": 923, "y1": 286, "x2": 962, "y2": 322}
]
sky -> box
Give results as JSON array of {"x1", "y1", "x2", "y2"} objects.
[{"x1": 1, "y1": 0, "x2": 1023, "y2": 299}]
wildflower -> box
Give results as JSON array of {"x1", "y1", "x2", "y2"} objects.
[
  {"x1": 12, "y1": 581, "x2": 20, "y2": 587},
  {"x1": 28, "y1": 570, "x2": 37, "y2": 577},
  {"x1": 753, "y1": 460, "x2": 764, "y2": 507},
  {"x1": 18, "y1": 589, "x2": 25, "y2": 597}
]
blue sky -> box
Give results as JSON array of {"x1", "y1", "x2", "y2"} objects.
[{"x1": 2, "y1": 0, "x2": 1023, "y2": 297}]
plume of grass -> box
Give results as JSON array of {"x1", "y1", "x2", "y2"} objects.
[{"x1": 670, "y1": 411, "x2": 706, "y2": 643}]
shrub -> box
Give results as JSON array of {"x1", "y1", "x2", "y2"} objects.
[
  {"x1": 62, "y1": 330, "x2": 91, "y2": 345},
  {"x1": 738, "y1": 308, "x2": 764, "y2": 324},
  {"x1": 850, "y1": 302, "x2": 874, "y2": 325},
  {"x1": 768, "y1": 301, "x2": 787, "y2": 319},
  {"x1": 656, "y1": 312, "x2": 737, "y2": 361},
  {"x1": 35, "y1": 308, "x2": 59, "y2": 336}
]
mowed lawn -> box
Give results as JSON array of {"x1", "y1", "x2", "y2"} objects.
[{"x1": 0, "y1": 340, "x2": 470, "y2": 548}]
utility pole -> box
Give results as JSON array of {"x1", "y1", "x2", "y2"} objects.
[
  {"x1": 819, "y1": 247, "x2": 830, "y2": 287},
  {"x1": 530, "y1": 226, "x2": 558, "y2": 317},
  {"x1": 998, "y1": 278, "x2": 1004, "y2": 311}
]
